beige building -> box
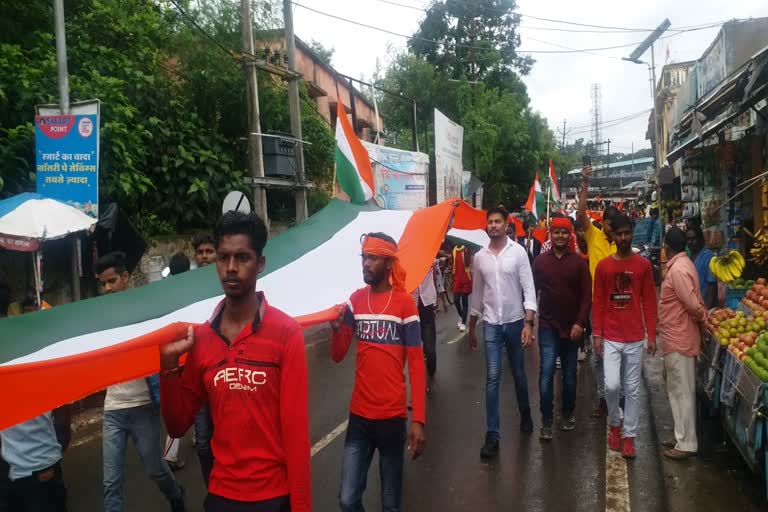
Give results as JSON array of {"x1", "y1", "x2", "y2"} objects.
[
  {"x1": 258, "y1": 31, "x2": 384, "y2": 143},
  {"x1": 647, "y1": 60, "x2": 696, "y2": 165}
]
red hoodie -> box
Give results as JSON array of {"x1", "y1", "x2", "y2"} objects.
[{"x1": 160, "y1": 293, "x2": 311, "y2": 511}]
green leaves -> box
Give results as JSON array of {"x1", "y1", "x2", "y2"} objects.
[{"x1": 0, "y1": 0, "x2": 340, "y2": 236}]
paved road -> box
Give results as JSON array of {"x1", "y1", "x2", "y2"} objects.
[{"x1": 58, "y1": 311, "x2": 699, "y2": 511}]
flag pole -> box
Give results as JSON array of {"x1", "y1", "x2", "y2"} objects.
[{"x1": 546, "y1": 183, "x2": 551, "y2": 226}]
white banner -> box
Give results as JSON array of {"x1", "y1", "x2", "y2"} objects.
[
  {"x1": 434, "y1": 109, "x2": 463, "y2": 203},
  {"x1": 361, "y1": 141, "x2": 429, "y2": 210}
]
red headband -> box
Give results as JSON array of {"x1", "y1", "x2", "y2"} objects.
[
  {"x1": 550, "y1": 217, "x2": 573, "y2": 233},
  {"x1": 361, "y1": 235, "x2": 407, "y2": 292}
]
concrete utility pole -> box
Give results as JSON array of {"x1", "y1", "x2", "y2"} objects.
[
  {"x1": 241, "y1": 0, "x2": 268, "y2": 224},
  {"x1": 53, "y1": 0, "x2": 70, "y2": 115},
  {"x1": 283, "y1": 0, "x2": 308, "y2": 223},
  {"x1": 557, "y1": 119, "x2": 570, "y2": 148},
  {"x1": 53, "y1": 0, "x2": 81, "y2": 303}
]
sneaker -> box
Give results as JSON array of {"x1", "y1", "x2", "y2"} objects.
[
  {"x1": 170, "y1": 485, "x2": 186, "y2": 512},
  {"x1": 520, "y1": 412, "x2": 533, "y2": 433},
  {"x1": 561, "y1": 415, "x2": 576, "y2": 431},
  {"x1": 458, "y1": 321, "x2": 464, "y2": 330},
  {"x1": 480, "y1": 434, "x2": 500, "y2": 460},
  {"x1": 166, "y1": 460, "x2": 185, "y2": 471},
  {"x1": 592, "y1": 398, "x2": 607, "y2": 418},
  {"x1": 621, "y1": 437, "x2": 636, "y2": 459},
  {"x1": 539, "y1": 419, "x2": 553, "y2": 440},
  {"x1": 608, "y1": 426, "x2": 621, "y2": 452},
  {"x1": 459, "y1": 323, "x2": 467, "y2": 332},
  {"x1": 578, "y1": 349, "x2": 587, "y2": 362}
]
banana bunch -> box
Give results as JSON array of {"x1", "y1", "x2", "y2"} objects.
[
  {"x1": 750, "y1": 227, "x2": 768, "y2": 266},
  {"x1": 710, "y1": 250, "x2": 746, "y2": 283}
]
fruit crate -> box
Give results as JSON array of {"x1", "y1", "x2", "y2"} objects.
[{"x1": 727, "y1": 287, "x2": 748, "y2": 309}]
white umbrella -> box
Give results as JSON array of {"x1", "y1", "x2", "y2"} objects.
[
  {"x1": 0, "y1": 192, "x2": 95, "y2": 240},
  {"x1": 0, "y1": 193, "x2": 96, "y2": 306}
]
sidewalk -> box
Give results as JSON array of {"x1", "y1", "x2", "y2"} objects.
[{"x1": 642, "y1": 354, "x2": 766, "y2": 511}]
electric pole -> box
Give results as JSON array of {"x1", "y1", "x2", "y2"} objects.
[
  {"x1": 284, "y1": 0, "x2": 308, "y2": 223},
  {"x1": 241, "y1": 0, "x2": 268, "y2": 224},
  {"x1": 557, "y1": 119, "x2": 570, "y2": 149}
]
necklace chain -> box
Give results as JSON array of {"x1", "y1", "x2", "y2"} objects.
[{"x1": 367, "y1": 287, "x2": 393, "y2": 316}]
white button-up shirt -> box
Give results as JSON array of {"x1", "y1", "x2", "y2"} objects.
[
  {"x1": 470, "y1": 238, "x2": 537, "y2": 325},
  {"x1": 413, "y1": 266, "x2": 437, "y2": 307}
]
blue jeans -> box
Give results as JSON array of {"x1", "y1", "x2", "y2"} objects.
[
  {"x1": 103, "y1": 405, "x2": 182, "y2": 512},
  {"x1": 484, "y1": 321, "x2": 530, "y2": 439},
  {"x1": 538, "y1": 327, "x2": 579, "y2": 421},
  {"x1": 339, "y1": 414, "x2": 406, "y2": 512},
  {"x1": 195, "y1": 405, "x2": 214, "y2": 486}
]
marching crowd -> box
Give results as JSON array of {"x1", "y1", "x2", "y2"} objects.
[{"x1": 0, "y1": 164, "x2": 714, "y2": 512}]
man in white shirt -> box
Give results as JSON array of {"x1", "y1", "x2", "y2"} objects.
[
  {"x1": 414, "y1": 265, "x2": 438, "y2": 394},
  {"x1": 468, "y1": 206, "x2": 538, "y2": 460},
  {"x1": 95, "y1": 252, "x2": 185, "y2": 512}
]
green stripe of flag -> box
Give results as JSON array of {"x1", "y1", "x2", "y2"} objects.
[{"x1": 0, "y1": 199, "x2": 375, "y2": 364}]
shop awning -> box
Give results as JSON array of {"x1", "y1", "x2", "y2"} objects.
[{"x1": 667, "y1": 45, "x2": 768, "y2": 163}]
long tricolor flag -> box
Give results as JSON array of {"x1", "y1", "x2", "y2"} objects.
[
  {"x1": 335, "y1": 101, "x2": 375, "y2": 204},
  {"x1": 525, "y1": 172, "x2": 546, "y2": 219},
  {"x1": 0, "y1": 198, "x2": 485, "y2": 429},
  {"x1": 547, "y1": 159, "x2": 561, "y2": 210}
]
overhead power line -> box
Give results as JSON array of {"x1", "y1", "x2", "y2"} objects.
[
  {"x1": 293, "y1": 2, "x2": 727, "y2": 57},
  {"x1": 568, "y1": 109, "x2": 651, "y2": 130},
  {"x1": 367, "y1": 0, "x2": 735, "y2": 33}
]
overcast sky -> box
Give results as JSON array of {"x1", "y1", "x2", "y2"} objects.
[{"x1": 293, "y1": 0, "x2": 768, "y2": 157}]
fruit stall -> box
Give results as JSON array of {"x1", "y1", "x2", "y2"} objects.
[{"x1": 702, "y1": 278, "x2": 768, "y2": 494}]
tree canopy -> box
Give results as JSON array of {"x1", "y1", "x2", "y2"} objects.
[
  {"x1": 0, "y1": 0, "x2": 334, "y2": 235},
  {"x1": 378, "y1": 0, "x2": 558, "y2": 209}
]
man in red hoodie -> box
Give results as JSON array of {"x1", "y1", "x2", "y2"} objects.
[
  {"x1": 159, "y1": 211, "x2": 311, "y2": 512},
  {"x1": 593, "y1": 213, "x2": 658, "y2": 459},
  {"x1": 331, "y1": 232, "x2": 426, "y2": 512}
]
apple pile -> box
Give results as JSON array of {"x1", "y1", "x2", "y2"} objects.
[
  {"x1": 741, "y1": 278, "x2": 768, "y2": 314},
  {"x1": 706, "y1": 308, "x2": 768, "y2": 361}
]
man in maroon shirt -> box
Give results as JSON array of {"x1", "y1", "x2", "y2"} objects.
[
  {"x1": 159, "y1": 212, "x2": 311, "y2": 512},
  {"x1": 593, "y1": 214, "x2": 658, "y2": 459},
  {"x1": 532, "y1": 217, "x2": 591, "y2": 440}
]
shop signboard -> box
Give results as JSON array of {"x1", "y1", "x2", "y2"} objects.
[
  {"x1": 35, "y1": 100, "x2": 100, "y2": 218},
  {"x1": 434, "y1": 109, "x2": 463, "y2": 203},
  {"x1": 361, "y1": 141, "x2": 428, "y2": 210}
]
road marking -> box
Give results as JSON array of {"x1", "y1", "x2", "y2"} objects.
[
  {"x1": 446, "y1": 331, "x2": 467, "y2": 344},
  {"x1": 605, "y1": 427, "x2": 631, "y2": 512},
  {"x1": 311, "y1": 419, "x2": 348, "y2": 457},
  {"x1": 70, "y1": 430, "x2": 102, "y2": 449}
]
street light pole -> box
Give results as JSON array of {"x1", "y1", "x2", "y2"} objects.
[{"x1": 624, "y1": 18, "x2": 670, "y2": 248}]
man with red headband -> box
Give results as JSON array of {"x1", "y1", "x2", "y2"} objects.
[
  {"x1": 533, "y1": 216, "x2": 591, "y2": 439},
  {"x1": 331, "y1": 232, "x2": 426, "y2": 512}
]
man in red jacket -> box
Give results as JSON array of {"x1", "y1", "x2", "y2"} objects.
[
  {"x1": 159, "y1": 211, "x2": 311, "y2": 512},
  {"x1": 331, "y1": 232, "x2": 426, "y2": 512},
  {"x1": 593, "y1": 214, "x2": 658, "y2": 459}
]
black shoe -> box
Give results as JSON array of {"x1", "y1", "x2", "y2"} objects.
[
  {"x1": 520, "y1": 413, "x2": 533, "y2": 433},
  {"x1": 561, "y1": 415, "x2": 576, "y2": 431},
  {"x1": 480, "y1": 434, "x2": 500, "y2": 460},
  {"x1": 539, "y1": 419, "x2": 553, "y2": 440},
  {"x1": 170, "y1": 486, "x2": 186, "y2": 512}
]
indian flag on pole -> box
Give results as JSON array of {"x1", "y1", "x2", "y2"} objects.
[
  {"x1": 525, "y1": 172, "x2": 546, "y2": 219},
  {"x1": 547, "y1": 159, "x2": 561, "y2": 210},
  {"x1": 335, "y1": 101, "x2": 375, "y2": 204}
]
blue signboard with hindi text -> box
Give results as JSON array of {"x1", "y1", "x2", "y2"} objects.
[{"x1": 35, "y1": 103, "x2": 99, "y2": 218}]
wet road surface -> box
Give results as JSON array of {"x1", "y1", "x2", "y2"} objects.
[{"x1": 59, "y1": 312, "x2": 720, "y2": 512}]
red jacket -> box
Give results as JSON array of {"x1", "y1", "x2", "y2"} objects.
[{"x1": 160, "y1": 294, "x2": 311, "y2": 511}]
